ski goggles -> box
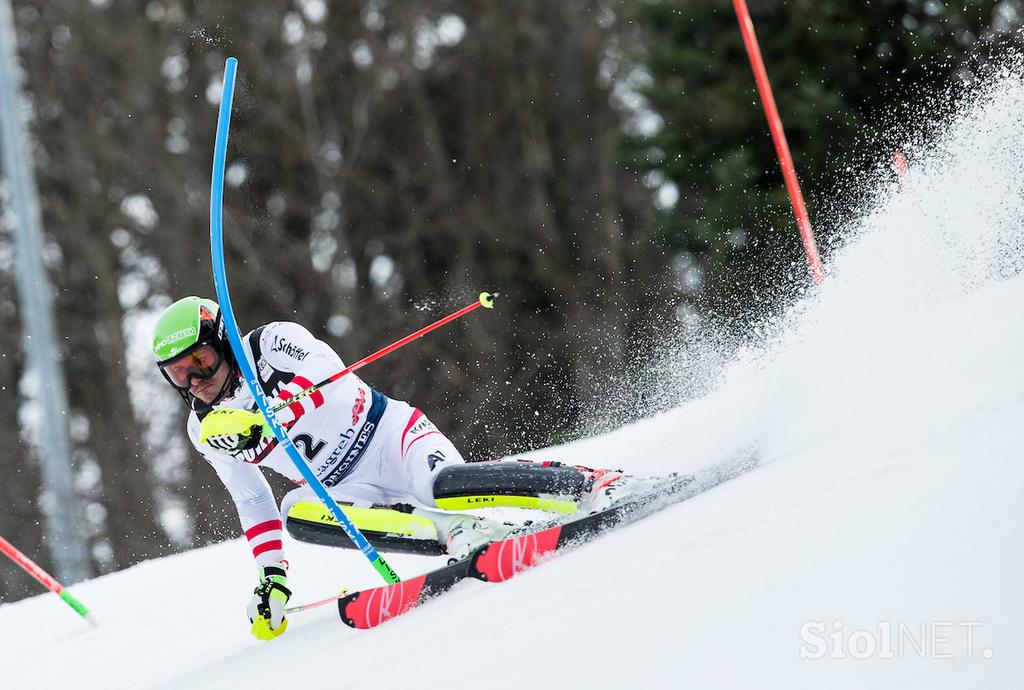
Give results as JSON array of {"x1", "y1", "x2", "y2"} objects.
[{"x1": 158, "y1": 343, "x2": 225, "y2": 391}]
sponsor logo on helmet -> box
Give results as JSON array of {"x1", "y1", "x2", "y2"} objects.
[{"x1": 155, "y1": 326, "x2": 198, "y2": 351}]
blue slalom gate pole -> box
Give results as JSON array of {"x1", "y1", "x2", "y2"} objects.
[{"x1": 208, "y1": 57, "x2": 400, "y2": 585}]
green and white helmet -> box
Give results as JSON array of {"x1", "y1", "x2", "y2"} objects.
[{"x1": 152, "y1": 296, "x2": 236, "y2": 408}]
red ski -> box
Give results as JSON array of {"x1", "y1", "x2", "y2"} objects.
[{"x1": 339, "y1": 458, "x2": 751, "y2": 629}]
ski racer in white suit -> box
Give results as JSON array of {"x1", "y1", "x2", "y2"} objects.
[{"x1": 152, "y1": 296, "x2": 643, "y2": 640}]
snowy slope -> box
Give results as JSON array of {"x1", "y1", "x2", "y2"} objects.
[{"x1": 4, "y1": 64, "x2": 1024, "y2": 690}]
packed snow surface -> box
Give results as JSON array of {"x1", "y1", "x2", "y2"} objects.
[{"x1": 3, "y1": 66, "x2": 1024, "y2": 690}]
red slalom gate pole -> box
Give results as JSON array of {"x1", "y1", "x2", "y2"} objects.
[
  {"x1": 0, "y1": 535, "x2": 95, "y2": 625},
  {"x1": 892, "y1": 150, "x2": 909, "y2": 178},
  {"x1": 732, "y1": 0, "x2": 825, "y2": 285}
]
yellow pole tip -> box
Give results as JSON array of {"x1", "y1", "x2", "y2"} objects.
[{"x1": 479, "y1": 292, "x2": 496, "y2": 309}]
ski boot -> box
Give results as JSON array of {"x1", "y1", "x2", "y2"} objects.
[
  {"x1": 430, "y1": 512, "x2": 516, "y2": 563},
  {"x1": 575, "y1": 466, "x2": 663, "y2": 514}
]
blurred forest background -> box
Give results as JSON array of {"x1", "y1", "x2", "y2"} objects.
[{"x1": 1, "y1": 0, "x2": 1020, "y2": 600}]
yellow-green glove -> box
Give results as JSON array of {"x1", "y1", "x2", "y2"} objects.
[{"x1": 247, "y1": 563, "x2": 291, "y2": 640}]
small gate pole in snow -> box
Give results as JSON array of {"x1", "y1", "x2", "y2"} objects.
[{"x1": 0, "y1": 535, "x2": 96, "y2": 625}]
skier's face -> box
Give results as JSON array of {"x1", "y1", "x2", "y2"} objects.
[{"x1": 188, "y1": 358, "x2": 230, "y2": 404}]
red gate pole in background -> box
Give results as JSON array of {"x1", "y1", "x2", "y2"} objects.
[{"x1": 732, "y1": 0, "x2": 826, "y2": 285}]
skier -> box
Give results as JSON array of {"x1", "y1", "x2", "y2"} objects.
[{"x1": 152, "y1": 296, "x2": 649, "y2": 640}]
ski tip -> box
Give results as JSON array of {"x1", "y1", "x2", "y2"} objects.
[
  {"x1": 479, "y1": 292, "x2": 497, "y2": 309},
  {"x1": 338, "y1": 593, "x2": 358, "y2": 628}
]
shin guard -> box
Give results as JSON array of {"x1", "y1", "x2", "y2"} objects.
[{"x1": 431, "y1": 461, "x2": 591, "y2": 514}]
